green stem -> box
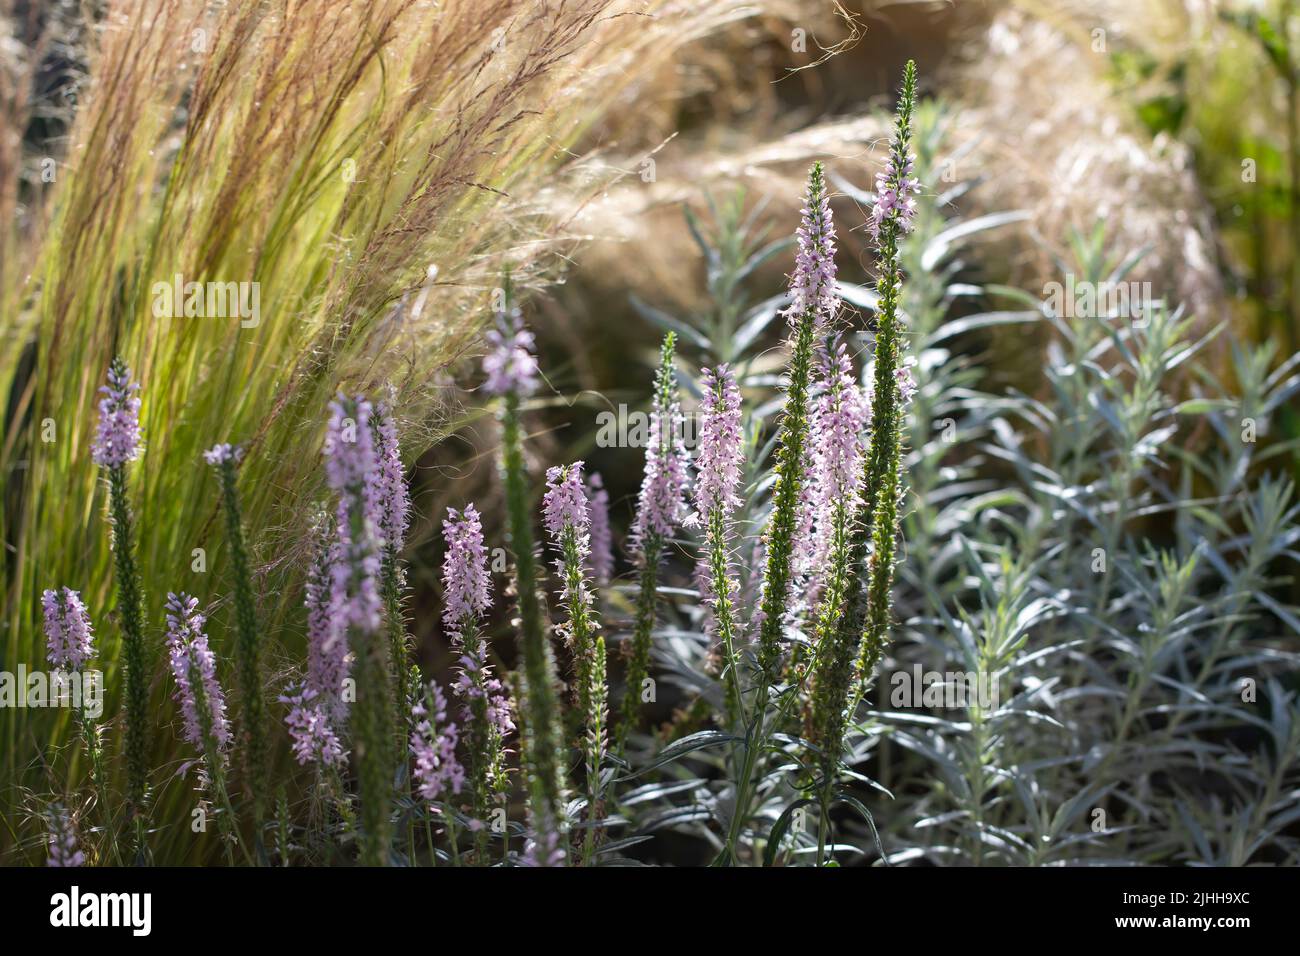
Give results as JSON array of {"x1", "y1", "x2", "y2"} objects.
[
  {"x1": 215, "y1": 458, "x2": 267, "y2": 825},
  {"x1": 500, "y1": 392, "x2": 566, "y2": 842},
  {"x1": 107, "y1": 464, "x2": 149, "y2": 824},
  {"x1": 616, "y1": 535, "x2": 662, "y2": 751}
]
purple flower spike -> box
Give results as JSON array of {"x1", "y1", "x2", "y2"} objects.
[
  {"x1": 91, "y1": 360, "x2": 142, "y2": 468},
  {"x1": 164, "y1": 592, "x2": 231, "y2": 753},
  {"x1": 691, "y1": 365, "x2": 745, "y2": 520},
  {"x1": 787, "y1": 162, "x2": 839, "y2": 325},
  {"x1": 482, "y1": 313, "x2": 540, "y2": 397},
  {"x1": 442, "y1": 504, "x2": 491, "y2": 635},
  {"x1": 894, "y1": 365, "x2": 918, "y2": 405},
  {"x1": 796, "y1": 345, "x2": 872, "y2": 595},
  {"x1": 584, "y1": 472, "x2": 614, "y2": 584},
  {"x1": 324, "y1": 394, "x2": 383, "y2": 637},
  {"x1": 202, "y1": 443, "x2": 241, "y2": 466},
  {"x1": 631, "y1": 386, "x2": 690, "y2": 551},
  {"x1": 521, "y1": 824, "x2": 565, "y2": 867},
  {"x1": 543, "y1": 462, "x2": 590, "y2": 541},
  {"x1": 281, "y1": 685, "x2": 346, "y2": 767},
  {"x1": 870, "y1": 151, "x2": 921, "y2": 240},
  {"x1": 46, "y1": 807, "x2": 84, "y2": 867},
  {"x1": 41, "y1": 587, "x2": 94, "y2": 669},
  {"x1": 410, "y1": 681, "x2": 465, "y2": 802},
  {"x1": 371, "y1": 404, "x2": 410, "y2": 555},
  {"x1": 305, "y1": 516, "x2": 350, "y2": 722}
]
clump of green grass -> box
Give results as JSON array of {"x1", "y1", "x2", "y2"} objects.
[{"x1": 0, "y1": 0, "x2": 781, "y2": 864}]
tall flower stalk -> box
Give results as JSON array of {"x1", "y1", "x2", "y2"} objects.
[
  {"x1": 282, "y1": 514, "x2": 349, "y2": 770},
  {"x1": 371, "y1": 402, "x2": 412, "y2": 724},
  {"x1": 485, "y1": 290, "x2": 566, "y2": 857},
  {"x1": 856, "y1": 60, "x2": 919, "y2": 688},
  {"x1": 754, "y1": 161, "x2": 838, "y2": 679},
  {"x1": 721, "y1": 163, "x2": 838, "y2": 865},
  {"x1": 691, "y1": 366, "x2": 746, "y2": 724},
  {"x1": 804, "y1": 347, "x2": 874, "y2": 861},
  {"x1": 543, "y1": 461, "x2": 606, "y2": 863},
  {"x1": 443, "y1": 504, "x2": 513, "y2": 842},
  {"x1": 164, "y1": 592, "x2": 244, "y2": 864},
  {"x1": 617, "y1": 333, "x2": 689, "y2": 749},
  {"x1": 325, "y1": 393, "x2": 395, "y2": 866},
  {"x1": 805, "y1": 61, "x2": 919, "y2": 864},
  {"x1": 41, "y1": 589, "x2": 113, "y2": 861},
  {"x1": 205, "y1": 443, "x2": 268, "y2": 826},
  {"x1": 409, "y1": 680, "x2": 465, "y2": 833},
  {"x1": 92, "y1": 358, "x2": 148, "y2": 829}
]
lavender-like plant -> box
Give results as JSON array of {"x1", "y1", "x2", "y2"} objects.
[
  {"x1": 305, "y1": 513, "x2": 350, "y2": 722},
  {"x1": 691, "y1": 366, "x2": 746, "y2": 723},
  {"x1": 754, "y1": 161, "x2": 838, "y2": 678},
  {"x1": 41, "y1": 589, "x2": 111, "y2": 859},
  {"x1": 324, "y1": 393, "x2": 395, "y2": 866},
  {"x1": 800, "y1": 63, "x2": 919, "y2": 863},
  {"x1": 484, "y1": 288, "x2": 567, "y2": 856},
  {"x1": 584, "y1": 472, "x2": 614, "y2": 585},
  {"x1": 282, "y1": 513, "x2": 349, "y2": 769},
  {"x1": 543, "y1": 461, "x2": 606, "y2": 862},
  {"x1": 45, "y1": 806, "x2": 84, "y2": 868},
  {"x1": 409, "y1": 680, "x2": 465, "y2": 806},
  {"x1": 443, "y1": 504, "x2": 513, "y2": 836},
  {"x1": 41, "y1": 587, "x2": 94, "y2": 670},
  {"x1": 92, "y1": 358, "x2": 149, "y2": 825},
  {"x1": 164, "y1": 592, "x2": 243, "y2": 863},
  {"x1": 617, "y1": 332, "x2": 690, "y2": 749},
  {"x1": 856, "y1": 60, "x2": 918, "y2": 687},
  {"x1": 370, "y1": 402, "x2": 413, "y2": 722},
  {"x1": 716, "y1": 163, "x2": 838, "y2": 865}
]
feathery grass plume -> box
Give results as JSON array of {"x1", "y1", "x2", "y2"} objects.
[
  {"x1": 41, "y1": 588, "x2": 112, "y2": 859},
  {"x1": 856, "y1": 60, "x2": 918, "y2": 688},
  {"x1": 584, "y1": 473, "x2": 614, "y2": 585},
  {"x1": 543, "y1": 461, "x2": 605, "y2": 861},
  {"x1": 443, "y1": 504, "x2": 513, "y2": 833},
  {"x1": 486, "y1": 292, "x2": 566, "y2": 858},
  {"x1": 324, "y1": 393, "x2": 395, "y2": 866},
  {"x1": 93, "y1": 358, "x2": 149, "y2": 823},
  {"x1": 690, "y1": 366, "x2": 746, "y2": 723},
  {"x1": 1, "y1": 0, "x2": 772, "y2": 863},
  {"x1": 45, "y1": 806, "x2": 84, "y2": 868},
  {"x1": 755, "y1": 161, "x2": 838, "y2": 678},
  {"x1": 204, "y1": 443, "x2": 268, "y2": 823},
  {"x1": 370, "y1": 403, "x2": 412, "y2": 724},
  {"x1": 617, "y1": 332, "x2": 689, "y2": 749},
  {"x1": 164, "y1": 592, "x2": 243, "y2": 864}
]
